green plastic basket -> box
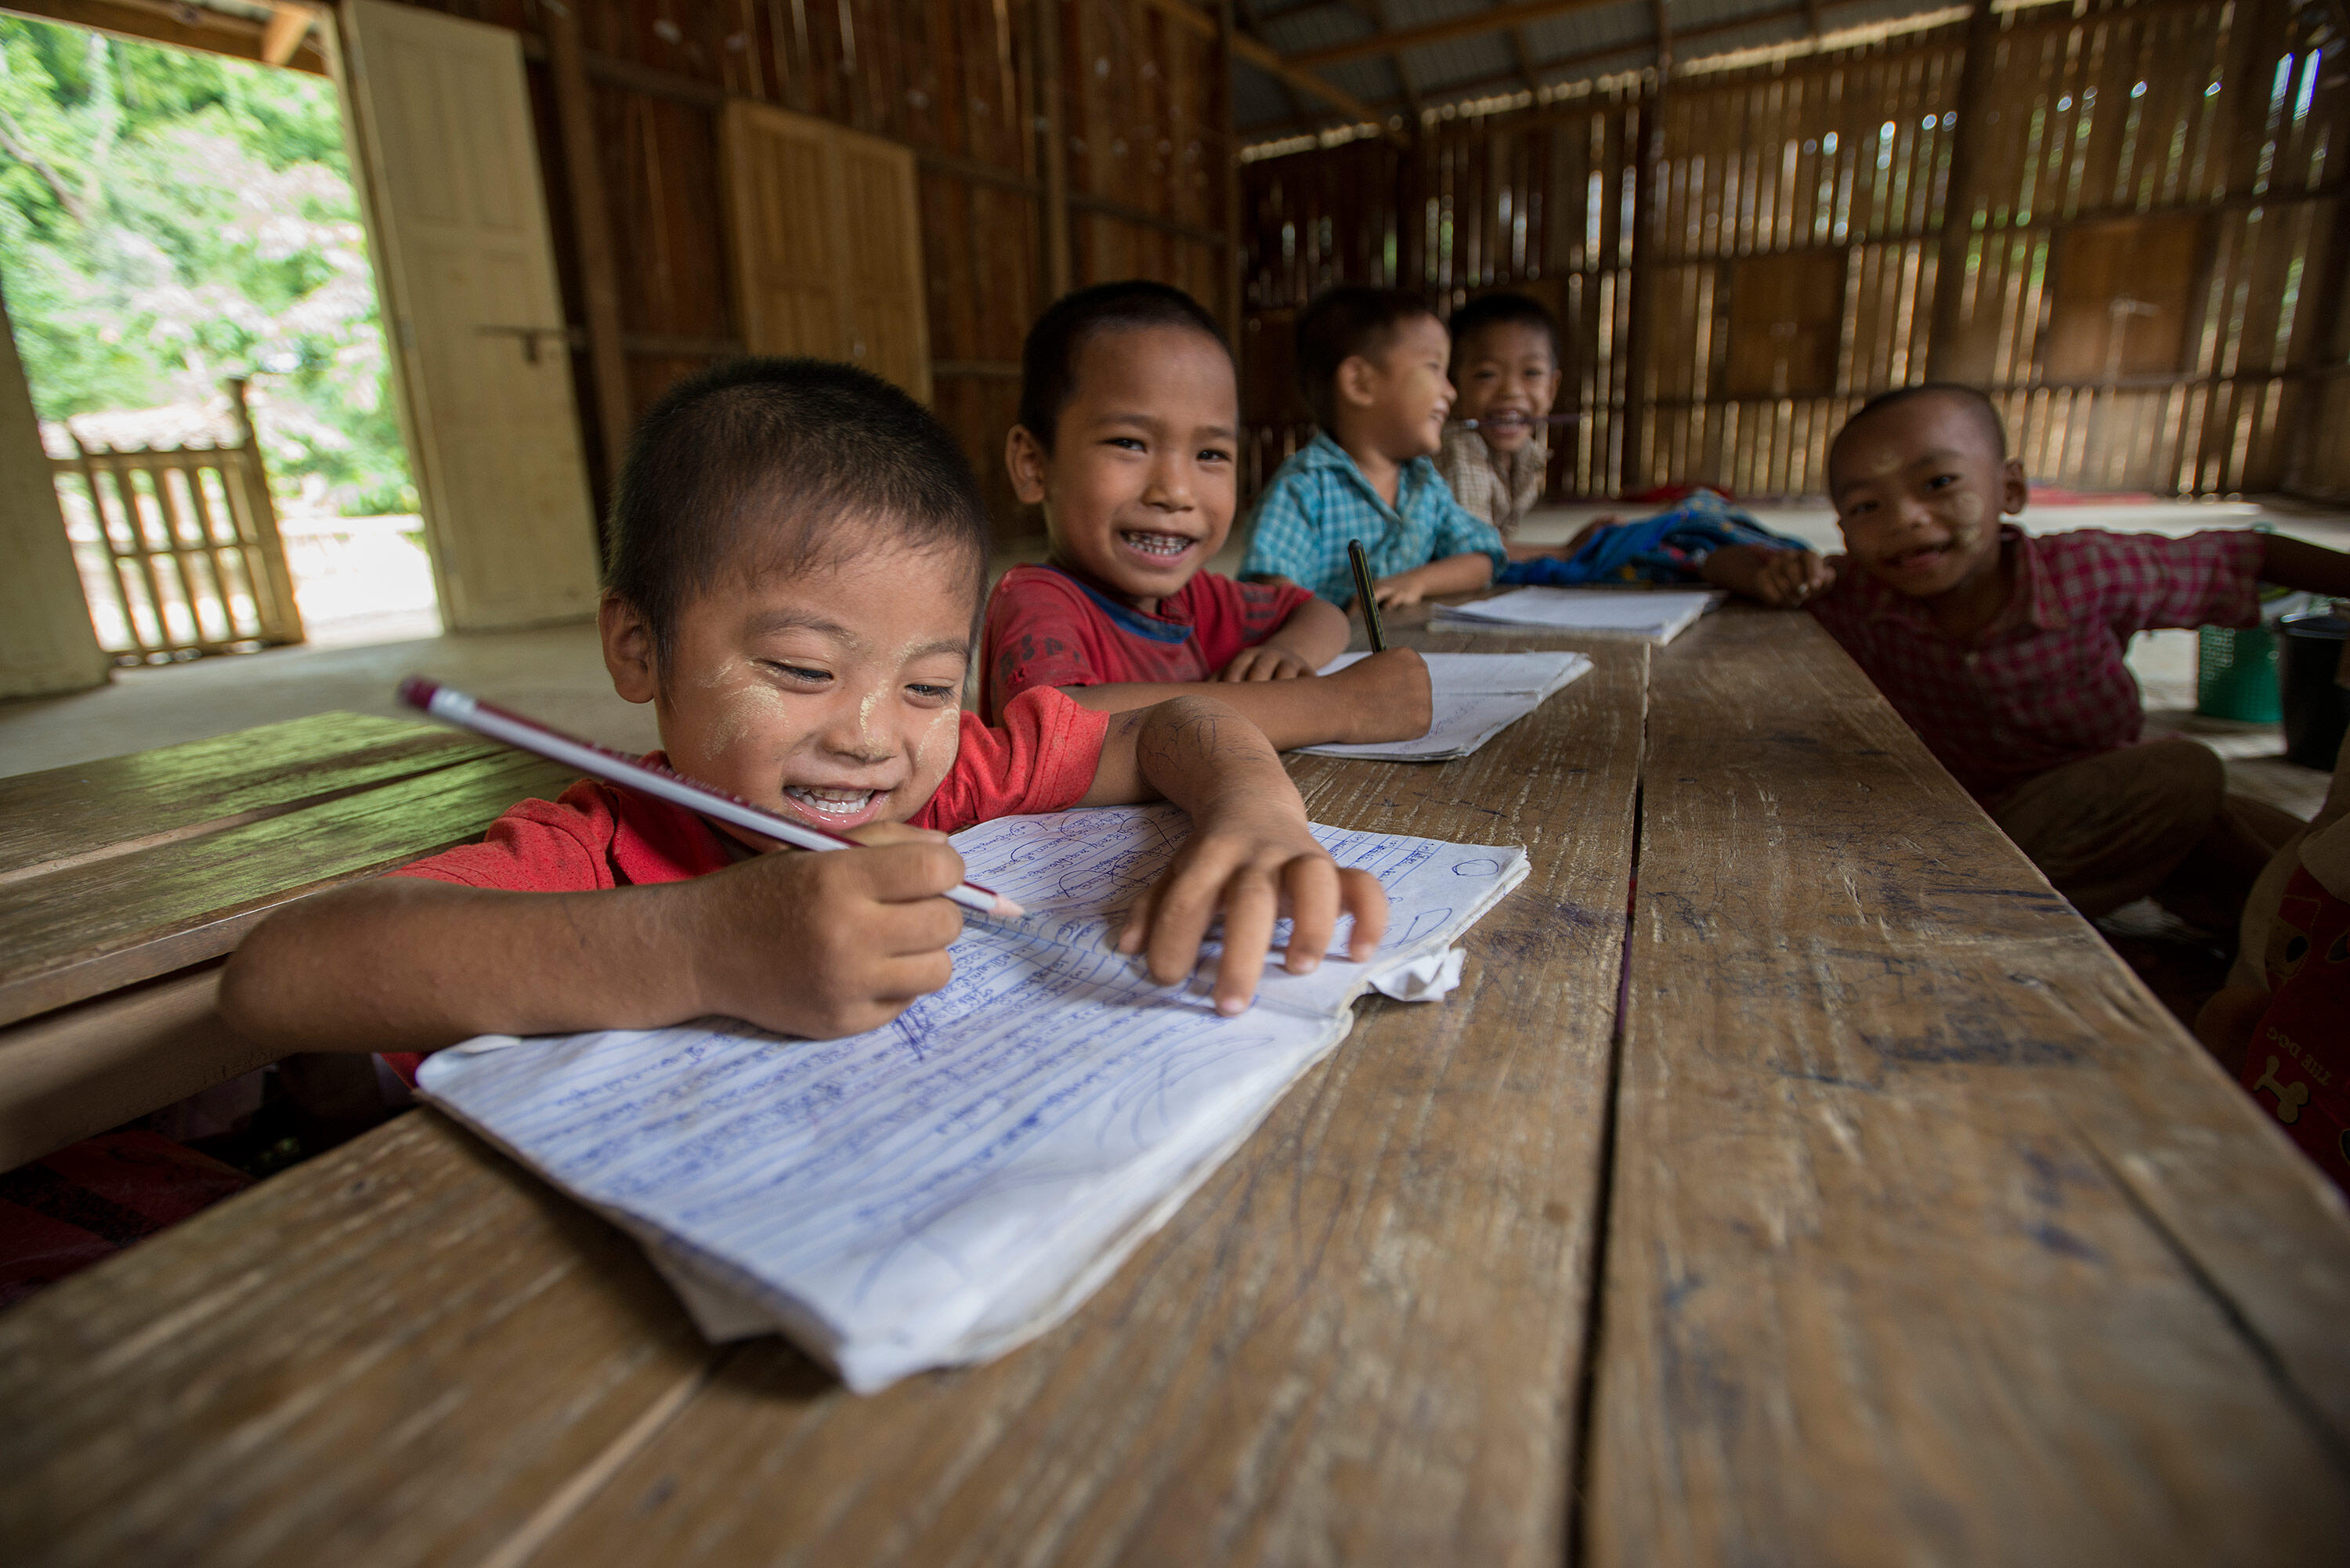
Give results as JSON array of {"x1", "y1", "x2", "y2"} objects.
[{"x1": 2198, "y1": 623, "x2": 2283, "y2": 721}]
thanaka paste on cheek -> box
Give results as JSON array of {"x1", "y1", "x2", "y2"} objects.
[{"x1": 703, "y1": 675, "x2": 790, "y2": 763}]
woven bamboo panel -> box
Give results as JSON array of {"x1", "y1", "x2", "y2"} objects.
[{"x1": 1241, "y1": 0, "x2": 2350, "y2": 500}]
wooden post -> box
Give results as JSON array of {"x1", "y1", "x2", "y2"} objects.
[
  {"x1": 1618, "y1": 63, "x2": 1665, "y2": 490},
  {"x1": 1036, "y1": 0, "x2": 1073, "y2": 300},
  {"x1": 0, "y1": 268, "x2": 111, "y2": 694},
  {"x1": 543, "y1": 0, "x2": 635, "y2": 495},
  {"x1": 1922, "y1": 0, "x2": 1999, "y2": 381},
  {"x1": 1217, "y1": 0, "x2": 1244, "y2": 344},
  {"x1": 226, "y1": 377, "x2": 306, "y2": 645}
]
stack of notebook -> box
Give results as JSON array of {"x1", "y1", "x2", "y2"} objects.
[
  {"x1": 1434, "y1": 587, "x2": 1721, "y2": 643},
  {"x1": 1301, "y1": 649, "x2": 1592, "y2": 761},
  {"x1": 418, "y1": 804, "x2": 1527, "y2": 1392}
]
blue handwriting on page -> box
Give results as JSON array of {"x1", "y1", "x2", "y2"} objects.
[{"x1": 418, "y1": 806, "x2": 1528, "y2": 1393}]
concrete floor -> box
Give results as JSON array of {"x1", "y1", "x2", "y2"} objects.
[{"x1": 5, "y1": 497, "x2": 2348, "y2": 815}]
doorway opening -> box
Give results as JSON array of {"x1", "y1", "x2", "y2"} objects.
[{"x1": 0, "y1": 12, "x2": 439, "y2": 655}]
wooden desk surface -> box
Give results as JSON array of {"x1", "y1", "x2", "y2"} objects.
[
  {"x1": 5, "y1": 615, "x2": 2348, "y2": 1566},
  {"x1": 0, "y1": 714, "x2": 578, "y2": 1028},
  {"x1": 1594, "y1": 609, "x2": 2350, "y2": 1565},
  {"x1": 0, "y1": 632, "x2": 1647, "y2": 1568}
]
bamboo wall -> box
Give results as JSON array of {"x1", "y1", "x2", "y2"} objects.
[
  {"x1": 388, "y1": 0, "x2": 1235, "y2": 541},
  {"x1": 1242, "y1": 0, "x2": 2350, "y2": 501}
]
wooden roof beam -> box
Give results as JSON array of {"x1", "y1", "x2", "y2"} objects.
[
  {"x1": 1137, "y1": 0, "x2": 1408, "y2": 144},
  {"x1": 1291, "y1": 0, "x2": 1629, "y2": 70}
]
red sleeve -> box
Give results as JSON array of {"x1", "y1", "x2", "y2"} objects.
[
  {"x1": 982, "y1": 566, "x2": 1110, "y2": 721},
  {"x1": 2106, "y1": 528, "x2": 2265, "y2": 631},
  {"x1": 913, "y1": 686, "x2": 1111, "y2": 836},
  {"x1": 383, "y1": 784, "x2": 620, "y2": 893},
  {"x1": 1179, "y1": 573, "x2": 1318, "y2": 671}
]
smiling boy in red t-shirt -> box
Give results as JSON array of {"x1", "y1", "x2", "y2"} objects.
[{"x1": 984, "y1": 281, "x2": 1430, "y2": 747}]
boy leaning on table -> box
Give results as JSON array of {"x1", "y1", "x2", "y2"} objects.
[
  {"x1": 221, "y1": 357, "x2": 1390, "y2": 1067},
  {"x1": 1240, "y1": 286, "x2": 1507, "y2": 609},
  {"x1": 1702, "y1": 383, "x2": 2350, "y2": 932}
]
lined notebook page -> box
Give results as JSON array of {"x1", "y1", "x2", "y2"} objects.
[
  {"x1": 1434, "y1": 587, "x2": 1719, "y2": 642},
  {"x1": 1299, "y1": 650, "x2": 1592, "y2": 761},
  {"x1": 418, "y1": 805, "x2": 1528, "y2": 1391}
]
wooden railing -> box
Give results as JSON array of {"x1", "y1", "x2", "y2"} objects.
[{"x1": 50, "y1": 379, "x2": 306, "y2": 662}]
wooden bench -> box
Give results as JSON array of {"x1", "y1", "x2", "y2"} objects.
[
  {"x1": 3, "y1": 612, "x2": 2348, "y2": 1565},
  {"x1": 0, "y1": 713, "x2": 575, "y2": 1168}
]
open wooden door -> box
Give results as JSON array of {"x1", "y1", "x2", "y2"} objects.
[
  {"x1": 338, "y1": 0, "x2": 601, "y2": 631},
  {"x1": 722, "y1": 103, "x2": 932, "y2": 402}
]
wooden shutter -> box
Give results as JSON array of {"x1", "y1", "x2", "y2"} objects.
[
  {"x1": 1724, "y1": 251, "x2": 1846, "y2": 400},
  {"x1": 2040, "y1": 214, "x2": 2204, "y2": 384},
  {"x1": 341, "y1": 0, "x2": 602, "y2": 633},
  {"x1": 723, "y1": 104, "x2": 932, "y2": 403}
]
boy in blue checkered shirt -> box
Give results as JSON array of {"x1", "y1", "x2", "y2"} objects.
[{"x1": 1242, "y1": 287, "x2": 1506, "y2": 608}]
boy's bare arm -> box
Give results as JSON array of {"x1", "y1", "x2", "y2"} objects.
[
  {"x1": 1372, "y1": 551, "x2": 1494, "y2": 607},
  {"x1": 1080, "y1": 695, "x2": 1387, "y2": 1013},
  {"x1": 2261, "y1": 535, "x2": 2350, "y2": 599},
  {"x1": 1220, "y1": 595, "x2": 1351, "y2": 679},
  {"x1": 1050, "y1": 646, "x2": 1432, "y2": 746},
  {"x1": 219, "y1": 829, "x2": 967, "y2": 1053},
  {"x1": 1701, "y1": 543, "x2": 1835, "y2": 607}
]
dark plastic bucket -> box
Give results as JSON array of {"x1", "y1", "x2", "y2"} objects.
[{"x1": 2277, "y1": 609, "x2": 2350, "y2": 770}]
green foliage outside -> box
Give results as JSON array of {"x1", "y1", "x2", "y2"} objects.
[{"x1": 0, "y1": 16, "x2": 414, "y2": 515}]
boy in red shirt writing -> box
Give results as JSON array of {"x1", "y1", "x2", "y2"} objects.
[
  {"x1": 222, "y1": 359, "x2": 1390, "y2": 1064},
  {"x1": 986, "y1": 281, "x2": 1430, "y2": 746},
  {"x1": 1705, "y1": 383, "x2": 2350, "y2": 927}
]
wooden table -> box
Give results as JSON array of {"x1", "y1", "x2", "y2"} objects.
[
  {"x1": 0, "y1": 714, "x2": 577, "y2": 1169},
  {"x1": 4, "y1": 612, "x2": 2347, "y2": 1566}
]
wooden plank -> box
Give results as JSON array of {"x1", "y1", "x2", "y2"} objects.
[
  {"x1": 486, "y1": 630, "x2": 1643, "y2": 1566},
  {"x1": 0, "y1": 748, "x2": 579, "y2": 1028},
  {"x1": 0, "y1": 1111, "x2": 714, "y2": 1568},
  {"x1": 0, "y1": 712, "x2": 479, "y2": 880},
  {"x1": 1591, "y1": 609, "x2": 2350, "y2": 1566},
  {"x1": 0, "y1": 631, "x2": 1644, "y2": 1566},
  {"x1": 544, "y1": 1, "x2": 636, "y2": 493},
  {"x1": 0, "y1": 0, "x2": 327, "y2": 76},
  {"x1": 0, "y1": 963, "x2": 270, "y2": 1172}
]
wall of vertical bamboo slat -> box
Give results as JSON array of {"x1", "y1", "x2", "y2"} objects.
[
  {"x1": 1242, "y1": 0, "x2": 2350, "y2": 501},
  {"x1": 389, "y1": 0, "x2": 1233, "y2": 544}
]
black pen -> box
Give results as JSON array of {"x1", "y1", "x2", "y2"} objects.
[{"x1": 1348, "y1": 537, "x2": 1387, "y2": 654}]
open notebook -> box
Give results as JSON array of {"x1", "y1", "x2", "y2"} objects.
[
  {"x1": 418, "y1": 804, "x2": 1528, "y2": 1393},
  {"x1": 1299, "y1": 650, "x2": 1592, "y2": 761},
  {"x1": 1434, "y1": 587, "x2": 1722, "y2": 643}
]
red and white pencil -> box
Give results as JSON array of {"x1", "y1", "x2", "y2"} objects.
[{"x1": 398, "y1": 677, "x2": 1023, "y2": 918}]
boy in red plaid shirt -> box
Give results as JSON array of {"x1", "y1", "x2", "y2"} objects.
[{"x1": 1707, "y1": 384, "x2": 2350, "y2": 927}]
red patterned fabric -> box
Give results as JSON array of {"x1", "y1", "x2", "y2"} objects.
[
  {"x1": 0, "y1": 1131, "x2": 251, "y2": 1306},
  {"x1": 1806, "y1": 525, "x2": 2264, "y2": 802},
  {"x1": 982, "y1": 564, "x2": 1314, "y2": 720}
]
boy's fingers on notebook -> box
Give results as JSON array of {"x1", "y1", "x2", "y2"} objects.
[
  {"x1": 1340, "y1": 866, "x2": 1388, "y2": 959},
  {"x1": 854, "y1": 840, "x2": 971, "y2": 903},
  {"x1": 1280, "y1": 856, "x2": 1340, "y2": 974},
  {"x1": 876, "y1": 894, "x2": 964, "y2": 956},
  {"x1": 844, "y1": 821, "x2": 951, "y2": 847},
  {"x1": 1206, "y1": 868, "x2": 1280, "y2": 1015},
  {"x1": 1115, "y1": 874, "x2": 1170, "y2": 956}
]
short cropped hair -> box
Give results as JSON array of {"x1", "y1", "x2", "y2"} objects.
[
  {"x1": 1294, "y1": 285, "x2": 1439, "y2": 428},
  {"x1": 1448, "y1": 291, "x2": 1560, "y2": 363},
  {"x1": 1831, "y1": 383, "x2": 2010, "y2": 471},
  {"x1": 606, "y1": 357, "x2": 990, "y2": 669},
  {"x1": 1017, "y1": 280, "x2": 1231, "y2": 452}
]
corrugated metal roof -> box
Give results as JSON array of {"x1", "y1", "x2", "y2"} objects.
[
  {"x1": 1235, "y1": 0, "x2": 1970, "y2": 132},
  {"x1": 1401, "y1": 34, "x2": 1522, "y2": 92},
  {"x1": 1520, "y1": 2, "x2": 1655, "y2": 62}
]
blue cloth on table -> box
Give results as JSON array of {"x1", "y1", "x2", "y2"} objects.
[{"x1": 1499, "y1": 489, "x2": 1812, "y2": 586}]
